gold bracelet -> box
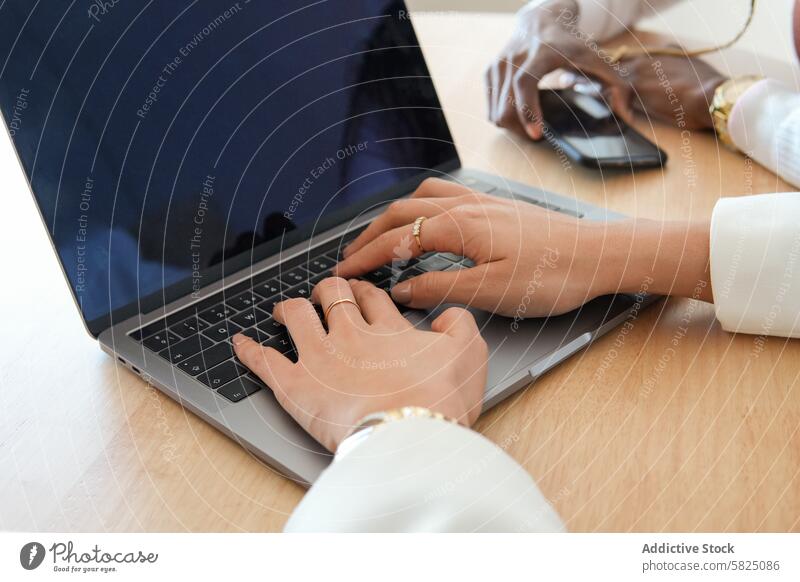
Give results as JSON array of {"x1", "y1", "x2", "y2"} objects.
[{"x1": 335, "y1": 406, "x2": 458, "y2": 460}]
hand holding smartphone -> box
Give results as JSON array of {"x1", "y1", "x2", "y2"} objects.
[{"x1": 539, "y1": 84, "x2": 667, "y2": 170}]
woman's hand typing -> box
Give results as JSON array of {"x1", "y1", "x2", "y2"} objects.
[
  {"x1": 335, "y1": 178, "x2": 713, "y2": 316},
  {"x1": 232, "y1": 277, "x2": 487, "y2": 452}
]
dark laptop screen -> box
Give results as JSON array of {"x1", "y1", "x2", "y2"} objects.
[{"x1": 0, "y1": 0, "x2": 458, "y2": 334}]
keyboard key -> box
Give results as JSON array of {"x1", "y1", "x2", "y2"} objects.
[
  {"x1": 242, "y1": 326, "x2": 273, "y2": 342},
  {"x1": 203, "y1": 321, "x2": 242, "y2": 342},
  {"x1": 257, "y1": 295, "x2": 284, "y2": 315},
  {"x1": 264, "y1": 333, "x2": 295, "y2": 355},
  {"x1": 252, "y1": 279, "x2": 287, "y2": 299},
  {"x1": 248, "y1": 374, "x2": 267, "y2": 388},
  {"x1": 178, "y1": 342, "x2": 234, "y2": 374},
  {"x1": 307, "y1": 255, "x2": 335, "y2": 274},
  {"x1": 258, "y1": 318, "x2": 285, "y2": 336},
  {"x1": 218, "y1": 376, "x2": 263, "y2": 403},
  {"x1": 391, "y1": 256, "x2": 420, "y2": 271},
  {"x1": 279, "y1": 267, "x2": 308, "y2": 287},
  {"x1": 159, "y1": 334, "x2": 214, "y2": 364},
  {"x1": 131, "y1": 319, "x2": 168, "y2": 342},
  {"x1": 227, "y1": 291, "x2": 260, "y2": 311},
  {"x1": 439, "y1": 252, "x2": 463, "y2": 262},
  {"x1": 396, "y1": 267, "x2": 423, "y2": 284},
  {"x1": 285, "y1": 284, "x2": 311, "y2": 299},
  {"x1": 199, "y1": 360, "x2": 247, "y2": 389},
  {"x1": 198, "y1": 303, "x2": 236, "y2": 324},
  {"x1": 143, "y1": 330, "x2": 181, "y2": 352},
  {"x1": 230, "y1": 308, "x2": 271, "y2": 328},
  {"x1": 362, "y1": 265, "x2": 393, "y2": 284},
  {"x1": 374, "y1": 278, "x2": 393, "y2": 293},
  {"x1": 417, "y1": 255, "x2": 453, "y2": 273},
  {"x1": 230, "y1": 309, "x2": 257, "y2": 328},
  {"x1": 170, "y1": 316, "x2": 209, "y2": 338},
  {"x1": 178, "y1": 358, "x2": 206, "y2": 377}
]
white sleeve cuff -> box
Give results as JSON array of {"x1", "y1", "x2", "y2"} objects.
[
  {"x1": 284, "y1": 417, "x2": 565, "y2": 532},
  {"x1": 710, "y1": 193, "x2": 800, "y2": 338}
]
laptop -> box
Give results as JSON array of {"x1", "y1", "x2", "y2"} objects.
[{"x1": 0, "y1": 0, "x2": 653, "y2": 483}]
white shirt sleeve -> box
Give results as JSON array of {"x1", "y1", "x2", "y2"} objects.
[
  {"x1": 710, "y1": 192, "x2": 800, "y2": 338},
  {"x1": 284, "y1": 417, "x2": 565, "y2": 532},
  {"x1": 521, "y1": 0, "x2": 682, "y2": 42},
  {"x1": 728, "y1": 79, "x2": 800, "y2": 190}
]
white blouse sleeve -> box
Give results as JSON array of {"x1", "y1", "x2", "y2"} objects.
[
  {"x1": 284, "y1": 417, "x2": 565, "y2": 532},
  {"x1": 710, "y1": 192, "x2": 800, "y2": 338},
  {"x1": 574, "y1": 0, "x2": 682, "y2": 41},
  {"x1": 728, "y1": 79, "x2": 800, "y2": 190},
  {"x1": 521, "y1": 0, "x2": 682, "y2": 42}
]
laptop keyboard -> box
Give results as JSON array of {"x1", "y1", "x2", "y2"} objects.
[{"x1": 129, "y1": 182, "x2": 583, "y2": 404}]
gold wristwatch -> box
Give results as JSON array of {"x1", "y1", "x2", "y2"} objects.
[
  {"x1": 336, "y1": 406, "x2": 457, "y2": 459},
  {"x1": 709, "y1": 75, "x2": 763, "y2": 150}
]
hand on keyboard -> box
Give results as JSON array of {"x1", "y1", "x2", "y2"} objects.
[
  {"x1": 231, "y1": 277, "x2": 488, "y2": 452},
  {"x1": 334, "y1": 177, "x2": 619, "y2": 318}
]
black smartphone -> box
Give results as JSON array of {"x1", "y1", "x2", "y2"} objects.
[{"x1": 539, "y1": 86, "x2": 667, "y2": 170}]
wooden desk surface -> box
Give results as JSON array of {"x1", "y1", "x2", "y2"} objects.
[{"x1": 1, "y1": 13, "x2": 798, "y2": 533}]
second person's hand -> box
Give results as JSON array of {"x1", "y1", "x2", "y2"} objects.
[{"x1": 487, "y1": 0, "x2": 634, "y2": 140}]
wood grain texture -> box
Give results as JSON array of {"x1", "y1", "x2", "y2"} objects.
[{"x1": 1, "y1": 13, "x2": 798, "y2": 532}]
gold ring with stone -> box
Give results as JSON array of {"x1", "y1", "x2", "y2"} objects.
[{"x1": 412, "y1": 216, "x2": 427, "y2": 253}]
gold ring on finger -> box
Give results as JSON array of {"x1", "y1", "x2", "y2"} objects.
[
  {"x1": 412, "y1": 216, "x2": 427, "y2": 253},
  {"x1": 323, "y1": 298, "x2": 360, "y2": 324}
]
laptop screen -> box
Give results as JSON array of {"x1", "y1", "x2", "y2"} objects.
[{"x1": 0, "y1": 0, "x2": 458, "y2": 335}]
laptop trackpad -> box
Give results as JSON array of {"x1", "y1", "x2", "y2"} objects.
[{"x1": 403, "y1": 295, "x2": 635, "y2": 399}]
